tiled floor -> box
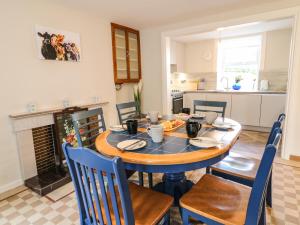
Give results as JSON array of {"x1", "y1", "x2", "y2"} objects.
[{"x1": 1, "y1": 131, "x2": 300, "y2": 225}]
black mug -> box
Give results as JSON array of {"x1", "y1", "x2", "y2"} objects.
[
  {"x1": 186, "y1": 120, "x2": 202, "y2": 138},
  {"x1": 126, "y1": 120, "x2": 138, "y2": 135},
  {"x1": 182, "y1": 108, "x2": 191, "y2": 115}
]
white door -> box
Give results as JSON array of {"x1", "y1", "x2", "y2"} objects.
[
  {"x1": 260, "y1": 94, "x2": 286, "y2": 127},
  {"x1": 206, "y1": 93, "x2": 232, "y2": 118},
  {"x1": 231, "y1": 94, "x2": 262, "y2": 126}
]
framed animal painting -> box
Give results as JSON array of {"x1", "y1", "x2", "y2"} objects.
[{"x1": 35, "y1": 25, "x2": 81, "y2": 62}]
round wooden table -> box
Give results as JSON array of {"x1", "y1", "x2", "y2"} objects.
[{"x1": 96, "y1": 118, "x2": 241, "y2": 204}]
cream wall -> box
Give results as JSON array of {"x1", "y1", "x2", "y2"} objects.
[
  {"x1": 116, "y1": 84, "x2": 135, "y2": 104},
  {"x1": 0, "y1": 1, "x2": 118, "y2": 193},
  {"x1": 184, "y1": 39, "x2": 218, "y2": 73}
]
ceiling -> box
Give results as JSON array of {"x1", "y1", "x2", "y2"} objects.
[
  {"x1": 55, "y1": 0, "x2": 290, "y2": 29},
  {"x1": 173, "y1": 18, "x2": 294, "y2": 42}
]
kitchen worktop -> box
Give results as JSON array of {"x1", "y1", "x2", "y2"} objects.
[{"x1": 183, "y1": 90, "x2": 286, "y2": 94}]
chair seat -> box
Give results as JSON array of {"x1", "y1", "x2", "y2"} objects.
[
  {"x1": 96, "y1": 182, "x2": 173, "y2": 225},
  {"x1": 210, "y1": 152, "x2": 260, "y2": 180},
  {"x1": 180, "y1": 174, "x2": 251, "y2": 225}
]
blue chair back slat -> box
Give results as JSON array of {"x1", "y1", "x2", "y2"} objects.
[
  {"x1": 107, "y1": 174, "x2": 122, "y2": 225},
  {"x1": 278, "y1": 113, "x2": 286, "y2": 123},
  {"x1": 63, "y1": 143, "x2": 135, "y2": 225},
  {"x1": 116, "y1": 102, "x2": 138, "y2": 125},
  {"x1": 245, "y1": 130, "x2": 282, "y2": 225},
  {"x1": 193, "y1": 100, "x2": 227, "y2": 117},
  {"x1": 88, "y1": 168, "x2": 105, "y2": 225},
  {"x1": 72, "y1": 108, "x2": 106, "y2": 150},
  {"x1": 97, "y1": 172, "x2": 113, "y2": 225}
]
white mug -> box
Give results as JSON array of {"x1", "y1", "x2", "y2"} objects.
[
  {"x1": 148, "y1": 111, "x2": 159, "y2": 123},
  {"x1": 206, "y1": 112, "x2": 218, "y2": 124},
  {"x1": 147, "y1": 124, "x2": 164, "y2": 143}
]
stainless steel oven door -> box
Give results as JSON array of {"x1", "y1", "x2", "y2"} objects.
[{"x1": 172, "y1": 96, "x2": 183, "y2": 114}]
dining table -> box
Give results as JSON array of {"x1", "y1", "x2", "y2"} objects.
[{"x1": 95, "y1": 117, "x2": 241, "y2": 205}]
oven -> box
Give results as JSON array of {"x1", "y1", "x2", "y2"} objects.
[{"x1": 171, "y1": 91, "x2": 183, "y2": 114}]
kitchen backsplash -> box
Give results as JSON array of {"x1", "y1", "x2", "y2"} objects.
[{"x1": 171, "y1": 70, "x2": 287, "y2": 91}]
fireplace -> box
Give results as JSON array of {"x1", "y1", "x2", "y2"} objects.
[{"x1": 9, "y1": 102, "x2": 108, "y2": 195}]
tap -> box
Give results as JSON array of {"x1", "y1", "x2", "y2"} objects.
[{"x1": 220, "y1": 76, "x2": 230, "y2": 90}]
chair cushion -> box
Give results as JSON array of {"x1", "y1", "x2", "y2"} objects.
[
  {"x1": 180, "y1": 174, "x2": 251, "y2": 225},
  {"x1": 210, "y1": 152, "x2": 260, "y2": 180},
  {"x1": 95, "y1": 182, "x2": 173, "y2": 225}
]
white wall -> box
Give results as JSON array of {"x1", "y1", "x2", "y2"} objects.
[
  {"x1": 184, "y1": 39, "x2": 218, "y2": 73},
  {"x1": 116, "y1": 84, "x2": 135, "y2": 104},
  {"x1": 0, "y1": 1, "x2": 118, "y2": 192}
]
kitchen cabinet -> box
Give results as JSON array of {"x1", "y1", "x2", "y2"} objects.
[
  {"x1": 230, "y1": 95, "x2": 262, "y2": 126},
  {"x1": 206, "y1": 93, "x2": 232, "y2": 118},
  {"x1": 170, "y1": 41, "x2": 185, "y2": 73},
  {"x1": 260, "y1": 94, "x2": 286, "y2": 127},
  {"x1": 111, "y1": 23, "x2": 141, "y2": 84},
  {"x1": 183, "y1": 93, "x2": 206, "y2": 111}
]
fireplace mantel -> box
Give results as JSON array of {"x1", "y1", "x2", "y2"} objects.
[{"x1": 10, "y1": 102, "x2": 109, "y2": 119}]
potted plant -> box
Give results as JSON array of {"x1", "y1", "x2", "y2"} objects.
[
  {"x1": 232, "y1": 75, "x2": 243, "y2": 90},
  {"x1": 133, "y1": 80, "x2": 143, "y2": 117}
]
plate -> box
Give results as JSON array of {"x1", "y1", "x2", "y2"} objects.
[
  {"x1": 189, "y1": 137, "x2": 221, "y2": 148},
  {"x1": 175, "y1": 113, "x2": 190, "y2": 121},
  {"x1": 146, "y1": 115, "x2": 163, "y2": 119},
  {"x1": 110, "y1": 125, "x2": 127, "y2": 132},
  {"x1": 161, "y1": 119, "x2": 185, "y2": 132},
  {"x1": 117, "y1": 139, "x2": 147, "y2": 151},
  {"x1": 191, "y1": 113, "x2": 205, "y2": 119},
  {"x1": 212, "y1": 121, "x2": 234, "y2": 130}
]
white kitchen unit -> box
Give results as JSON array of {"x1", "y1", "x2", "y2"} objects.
[
  {"x1": 231, "y1": 94, "x2": 262, "y2": 126},
  {"x1": 183, "y1": 91, "x2": 286, "y2": 129},
  {"x1": 206, "y1": 93, "x2": 232, "y2": 118},
  {"x1": 183, "y1": 93, "x2": 206, "y2": 111},
  {"x1": 260, "y1": 94, "x2": 286, "y2": 127}
]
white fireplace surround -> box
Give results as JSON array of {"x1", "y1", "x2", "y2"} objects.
[{"x1": 10, "y1": 102, "x2": 109, "y2": 181}]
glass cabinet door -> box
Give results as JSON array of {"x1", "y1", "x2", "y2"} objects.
[
  {"x1": 128, "y1": 32, "x2": 140, "y2": 80},
  {"x1": 114, "y1": 29, "x2": 128, "y2": 80}
]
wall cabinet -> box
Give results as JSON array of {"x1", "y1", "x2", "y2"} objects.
[
  {"x1": 260, "y1": 95, "x2": 286, "y2": 127},
  {"x1": 231, "y1": 95, "x2": 261, "y2": 126},
  {"x1": 111, "y1": 23, "x2": 141, "y2": 84},
  {"x1": 170, "y1": 41, "x2": 185, "y2": 73}
]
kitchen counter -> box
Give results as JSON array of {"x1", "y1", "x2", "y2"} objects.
[{"x1": 183, "y1": 90, "x2": 286, "y2": 95}]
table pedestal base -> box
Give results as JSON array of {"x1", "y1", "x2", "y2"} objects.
[{"x1": 154, "y1": 172, "x2": 194, "y2": 206}]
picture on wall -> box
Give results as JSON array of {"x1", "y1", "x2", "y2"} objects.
[{"x1": 35, "y1": 25, "x2": 81, "y2": 62}]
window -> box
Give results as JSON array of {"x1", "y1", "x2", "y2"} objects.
[{"x1": 217, "y1": 35, "x2": 262, "y2": 90}]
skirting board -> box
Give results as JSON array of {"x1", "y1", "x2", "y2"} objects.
[
  {"x1": 0, "y1": 179, "x2": 24, "y2": 194},
  {"x1": 290, "y1": 155, "x2": 300, "y2": 162}
]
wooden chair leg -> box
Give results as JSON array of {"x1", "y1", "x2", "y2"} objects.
[
  {"x1": 148, "y1": 173, "x2": 153, "y2": 188},
  {"x1": 138, "y1": 172, "x2": 144, "y2": 186},
  {"x1": 266, "y1": 172, "x2": 272, "y2": 208}
]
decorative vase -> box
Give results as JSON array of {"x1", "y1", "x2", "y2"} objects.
[{"x1": 232, "y1": 83, "x2": 241, "y2": 90}]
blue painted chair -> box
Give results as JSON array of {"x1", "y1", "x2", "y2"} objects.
[
  {"x1": 180, "y1": 130, "x2": 282, "y2": 225},
  {"x1": 116, "y1": 102, "x2": 139, "y2": 125},
  {"x1": 116, "y1": 102, "x2": 153, "y2": 188},
  {"x1": 72, "y1": 108, "x2": 106, "y2": 150},
  {"x1": 63, "y1": 143, "x2": 173, "y2": 225},
  {"x1": 72, "y1": 108, "x2": 136, "y2": 179},
  {"x1": 209, "y1": 114, "x2": 285, "y2": 208},
  {"x1": 193, "y1": 100, "x2": 227, "y2": 118}
]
